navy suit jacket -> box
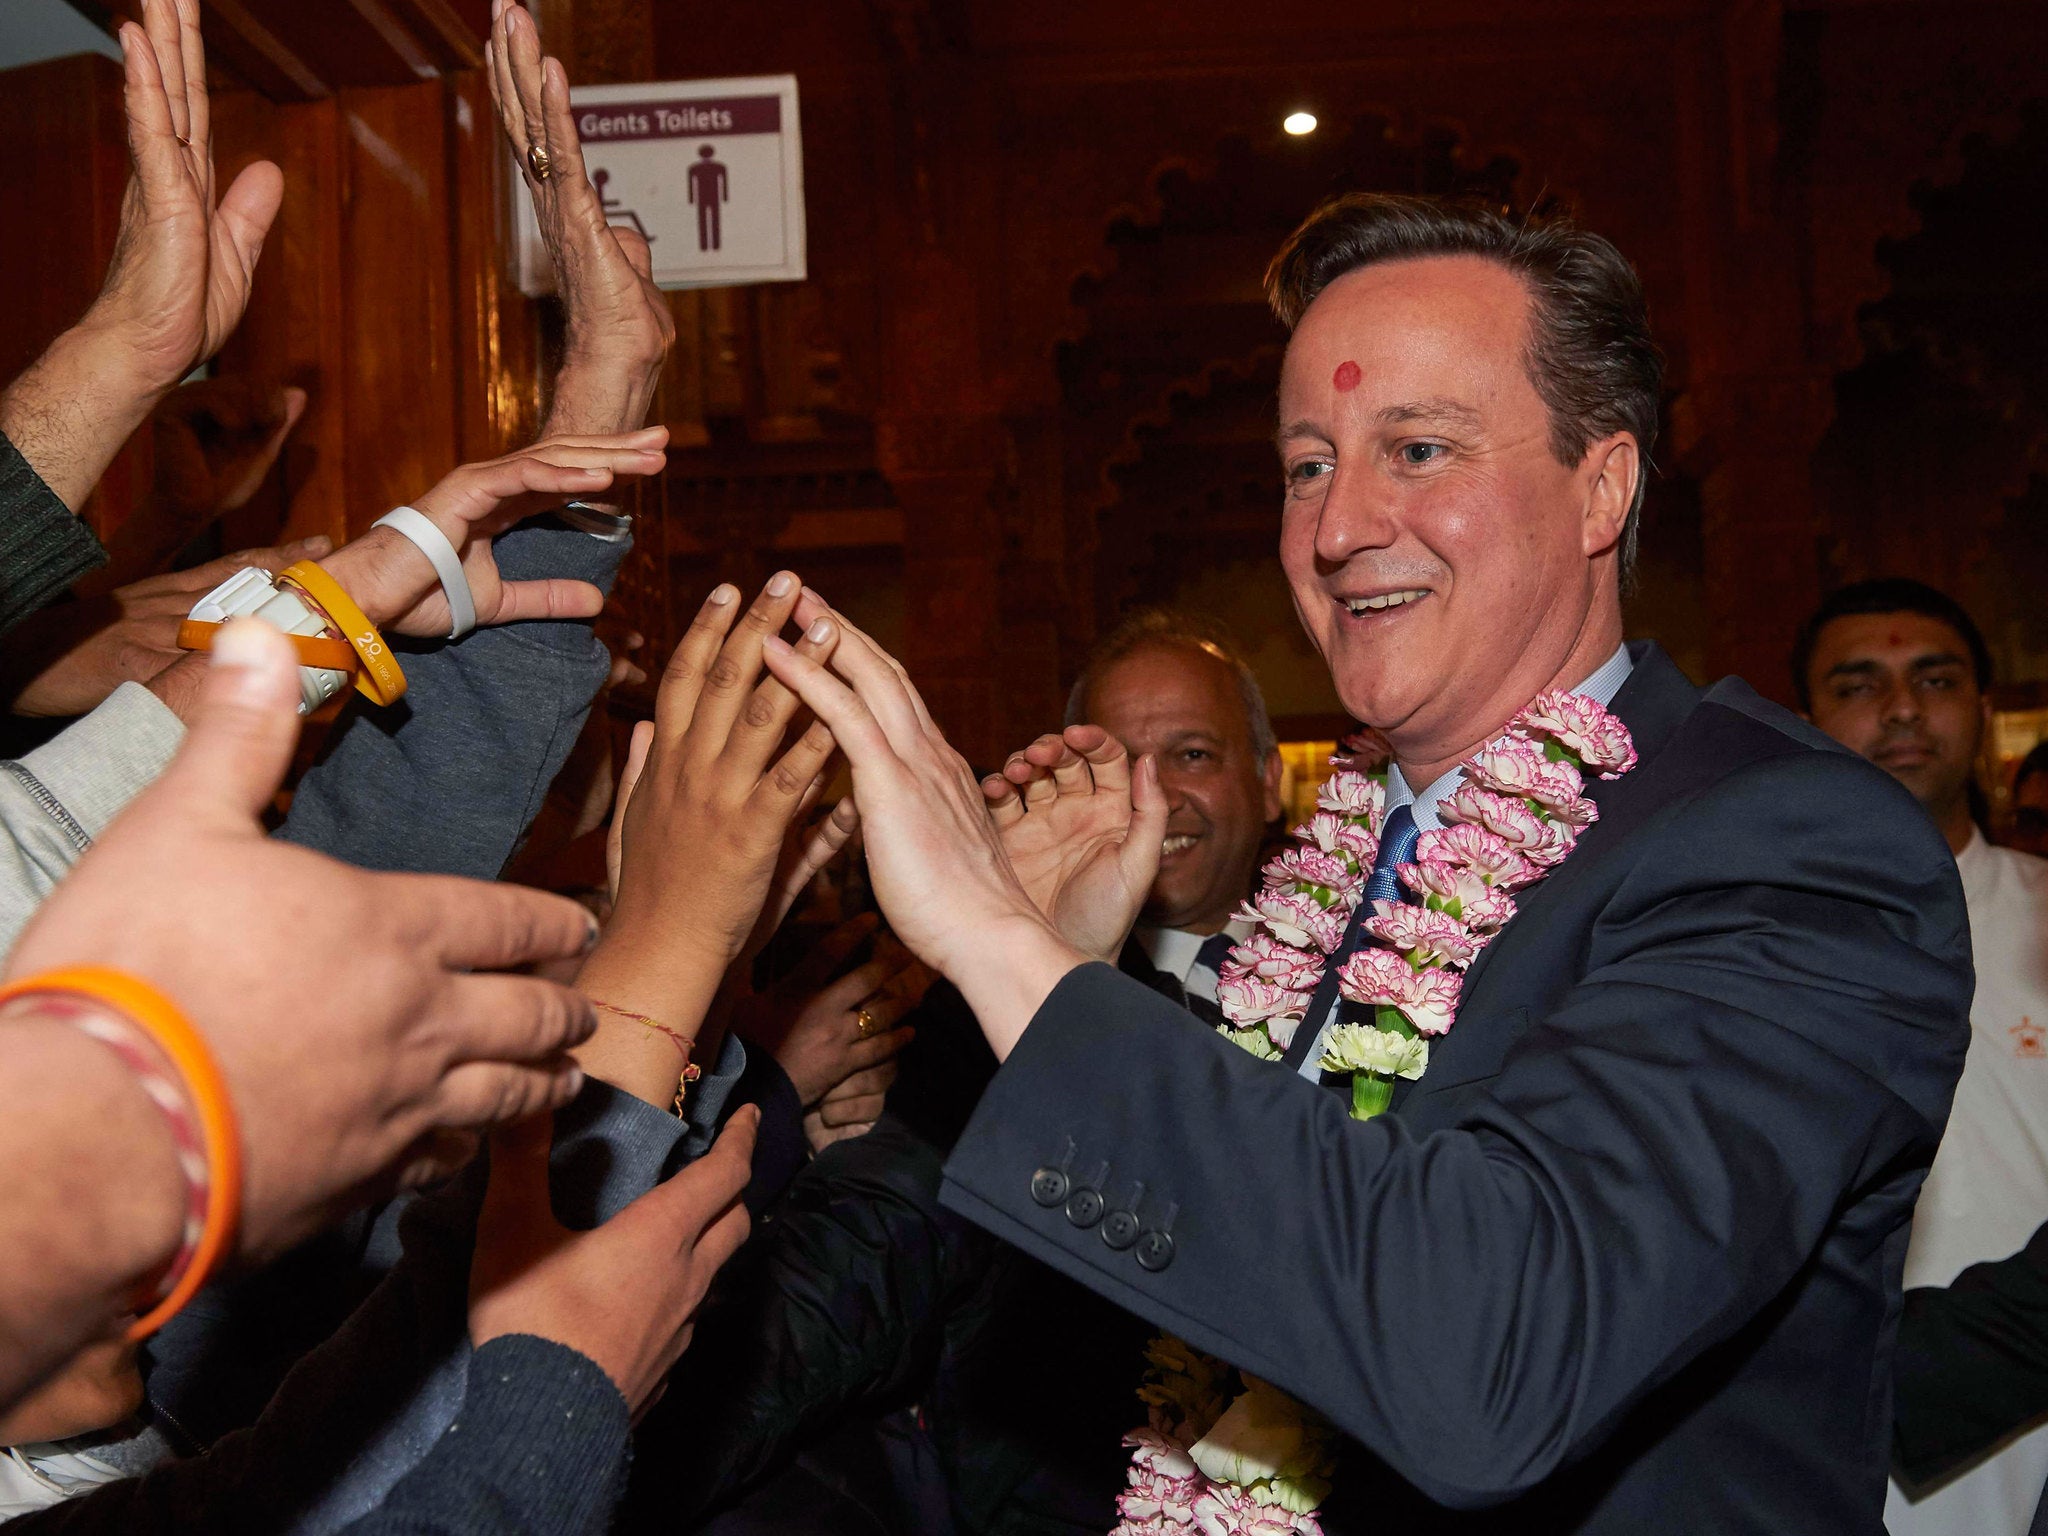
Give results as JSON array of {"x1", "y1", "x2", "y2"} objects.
[{"x1": 939, "y1": 642, "x2": 1973, "y2": 1533}]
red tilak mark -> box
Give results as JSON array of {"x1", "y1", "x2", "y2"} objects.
[{"x1": 1332, "y1": 360, "x2": 1362, "y2": 392}]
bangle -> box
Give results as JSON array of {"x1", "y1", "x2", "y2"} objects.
[
  {"x1": 0, "y1": 967, "x2": 242, "y2": 1340},
  {"x1": 372, "y1": 506, "x2": 477, "y2": 640},
  {"x1": 278, "y1": 561, "x2": 408, "y2": 707},
  {"x1": 588, "y1": 998, "x2": 702, "y2": 1115},
  {"x1": 176, "y1": 619, "x2": 361, "y2": 674}
]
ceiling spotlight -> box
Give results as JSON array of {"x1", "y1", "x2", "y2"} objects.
[{"x1": 1283, "y1": 111, "x2": 1317, "y2": 136}]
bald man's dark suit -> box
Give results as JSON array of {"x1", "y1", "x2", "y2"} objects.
[{"x1": 939, "y1": 642, "x2": 1974, "y2": 1533}]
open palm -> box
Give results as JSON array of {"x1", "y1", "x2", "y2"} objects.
[
  {"x1": 94, "y1": 0, "x2": 283, "y2": 393},
  {"x1": 985, "y1": 726, "x2": 1166, "y2": 964}
]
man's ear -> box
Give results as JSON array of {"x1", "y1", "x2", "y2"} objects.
[
  {"x1": 1581, "y1": 433, "x2": 1638, "y2": 559},
  {"x1": 1261, "y1": 748, "x2": 1285, "y2": 824}
]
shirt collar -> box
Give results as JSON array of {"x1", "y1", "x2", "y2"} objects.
[
  {"x1": 1388, "y1": 643, "x2": 1634, "y2": 833},
  {"x1": 1134, "y1": 917, "x2": 1254, "y2": 983}
]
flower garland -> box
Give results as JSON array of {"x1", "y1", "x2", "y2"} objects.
[{"x1": 1112, "y1": 690, "x2": 1636, "y2": 1536}]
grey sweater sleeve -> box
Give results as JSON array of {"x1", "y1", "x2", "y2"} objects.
[
  {"x1": 331, "y1": 1335, "x2": 631, "y2": 1536},
  {"x1": 0, "y1": 430, "x2": 106, "y2": 636},
  {"x1": 0, "y1": 683, "x2": 185, "y2": 953},
  {"x1": 278, "y1": 523, "x2": 627, "y2": 878}
]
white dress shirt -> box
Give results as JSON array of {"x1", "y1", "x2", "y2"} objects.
[{"x1": 1135, "y1": 918, "x2": 1254, "y2": 1005}]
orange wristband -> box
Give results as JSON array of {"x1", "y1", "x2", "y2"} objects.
[
  {"x1": 279, "y1": 561, "x2": 407, "y2": 706},
  {"x1": 175, "y1": 619, "x2": 361, "y2": 674},
  {"x1": 0, "y1": 967, "x2": 242, "y2": 1340}
]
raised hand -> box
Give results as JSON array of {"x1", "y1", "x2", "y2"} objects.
[
  {"x1": 758, "y1": 591, "x2": 1140, "y2": 1058},
  {"x1": 2, "y1": 620, "x2": 603, "y2": 1261},
  {"x1": 487, "y1": 0, "x2": 673, "y2": 431},
  {"x1": 316, "y1": 429, "x2": 669, "y2": 635},
  {"x1": 91, "y1": 0, "x2": 282, "y2": 397},
  {"x1": 732, "y1": 914, "x2": 925, "y2": 1109},
  {"x1": 3, "y1": 536, "x2": 332, "y2": 717},
  {"x1": 469, "y1": 1106, "x2": 755, "y2": 1417},
  {"x1": 986, "y1": 725, "x2": 1166, "y2": 964},
  {"x1": 0, "y1": 0, "x2": 285, "y2": 512},
  {"x1": 572, "y1": 575, "x2": 843, "y2": 1107}
]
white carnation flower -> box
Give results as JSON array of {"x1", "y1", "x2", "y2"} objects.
[
  {"x1": 1317, "y1": 1023, "x2": 1429, "y2": 1080},
  {"x1": 1221, "y1": 1026, "x2": 1283, "y2": 1061}
]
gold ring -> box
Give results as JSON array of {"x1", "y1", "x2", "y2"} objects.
[
  {"x1": 526, "y1": 144, "x2": 553, "y2": 181},
  {"x1": 854, "y1": 1006, "x2": 881, "y2": 1039}
]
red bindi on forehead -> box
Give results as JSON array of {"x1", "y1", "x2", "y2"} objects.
[
  {"x1": 1332, "y1": 360, "x2": 1361, "y2": 392},
  {"x1": 1887, "y1": 629, "x2": 1905, "y2": 648}
]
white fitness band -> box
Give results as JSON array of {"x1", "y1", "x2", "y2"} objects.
[
  {"x1": 186, "y1": 565, "x2": 350, "y2": 717},
  {"x1": 372, "y1": 506, "x2": 476, "y2": 639}
]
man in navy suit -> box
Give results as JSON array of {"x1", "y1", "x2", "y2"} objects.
[{"x1": 765, "y1": 194, "x2": 1973, "y2": 1532}]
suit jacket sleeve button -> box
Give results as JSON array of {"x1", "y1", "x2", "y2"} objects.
[
  {"x1": 1030, "y1": 1168, "x2": 1069, "y2": 1206},
  {"x1": 1136, "y1": 1230, "x2": 1175, "y2": 1271},
  {"x1": 1065, "y1": 1186, "x2": 1104, "y2": 1227},
  {"x1": 1102, "y1": 1209, "x2": 1141, "y2": 1249}
]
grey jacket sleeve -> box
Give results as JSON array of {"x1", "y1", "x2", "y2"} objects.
[
  {"x1": 0, "y1": 682, "x2": 184, "y2": 954},
  {"x1": 278, "y1": 523, "x2": 627, "y2": 879}
]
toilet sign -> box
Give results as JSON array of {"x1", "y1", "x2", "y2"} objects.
[{"x1": 513, "y1": 74, "x2": 806, "y2": 294}]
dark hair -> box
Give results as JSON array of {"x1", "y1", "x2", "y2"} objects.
[
  {"x1": 1066, "y1": 608, "x2": 1277, "y2": 763},
  {"x1": 2013, "y1": 741, "x2": 2048, "y2": 801},
  {"x1": 1263, "y1": 193, "x2": 1664, "y2": 579},
  {"x1": 1789, "y1": 577, "x2": 1994, "y2": 713}
]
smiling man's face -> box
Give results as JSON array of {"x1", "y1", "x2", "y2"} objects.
[
  {"x1": 1805, "y1": 610, "x2": 1988, "y2": 847},
  {"x1": 1080, "y1": 642, "x2": 1282, "y2": 935},
  {"x1": 1277, "y1": 254, "x2": 1629, "y2": 779}
]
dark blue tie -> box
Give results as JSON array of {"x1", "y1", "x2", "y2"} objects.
[
  {"x1": 1361, "y1": 803, "x2": 1420, "y2": 907},
  {"x1": 1282, "y1": 802, "x2": 1419, "y2": 1071}
]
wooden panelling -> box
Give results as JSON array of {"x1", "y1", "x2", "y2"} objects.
[
  {"x1": 336, "y1": 83, "x2": 460, "y2": 530},
  {"x1": 448, "y1": 72, "x2": 542, "y2": 462}
]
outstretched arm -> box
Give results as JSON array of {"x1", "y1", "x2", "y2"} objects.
[
  {"x1": 0, "y1": 0, "x2": 280, "y2": 517},
  {"x1": 280, "y1": 2, "x2": 673, "y2": 879},
  {"x1": 762, "y1": 595, "x2": 1973, "y2": 1509}
]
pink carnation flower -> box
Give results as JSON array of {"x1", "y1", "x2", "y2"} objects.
[
  {"x1": 1398, "y1": 856, "x2": 1492, "y2": 908},
  {"x1": 1518, "y1": 814, "x2": 1581, "y2": 869},
  {"x1": 1458, "y1": 885, "x2": 1518, "y2": 934},
  {"x1": 1315, "y1": 770, "x2": 1385, "y2": 823},
  {"x1": 1236, "y1": 891, "x2": 1348, "y2": 954},
  {"x1": 1295, "y1": 812, "x2": 1378, "y2": 868},
  {"x1": 1362, "y1": 900, "x2": 1479, "y2": 967},
  {"x1": 1464, "y1": 735, "x2": 1585, "y2": 812},
  {"x1": 1516, "y1": 691, "x2": 1637, "y2": 777},
  {"x1": 1264, "y1": 845, "x2": 1359, "y2": 898},
  {"x1": 1334, "y1": 947, "x2": 1463, "y2": 1035},
  {"x1": 1189, "y1": 1482, "x2": 1324, "y2": 1536},
  {"x1": 1216, "y1": 974, "x2": 1317, "y2": 1044},
  {"x1": 1220, "y1": 931, "x2": 1326, "y2": 992},
  {"x1": 1332, "y1": 727, "x2": 1392, "y2": 772},
  {"x1": 1438, "y1": 783, "x2": 1555, "y2": 858},
  {"x1": 1416, "y1": 819, "x2": 1540, "y2": 891},
  {"x1": 1125, "y1": 1429, "x2": 1200, "y2": 1482}
]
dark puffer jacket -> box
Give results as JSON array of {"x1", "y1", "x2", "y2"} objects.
[{"x1": 628, "y1": 956, "x2": 1203, "y2": 1536}]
